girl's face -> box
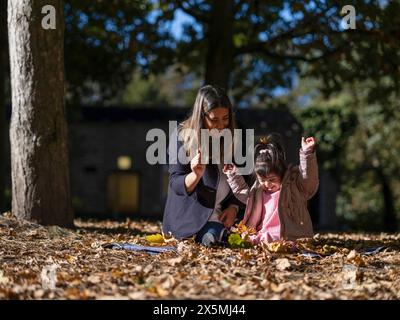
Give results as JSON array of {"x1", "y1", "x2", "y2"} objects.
[
  {"x1": 257, "y1": 173, "x2": 282, "y2": 193},
  {"x1": 203, "y1": 107, "x2": 230, "y2": 131}
]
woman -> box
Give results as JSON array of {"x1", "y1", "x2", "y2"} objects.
[{"x1": 162, "y1": 85, "x2": 243, "y2": 245}]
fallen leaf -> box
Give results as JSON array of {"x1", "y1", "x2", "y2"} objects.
[
  {"x1": 128, "y1": 291, "x2": 146, "y2": 299},
  {"x1": 233, "y1": 284, "x2": 248, "y2": 296},
  {"x1": 143, "y1": 264, "x2": 153, "y2": 274},
  {"x1": 0, "y1": 271, "x2": 9, "y2": 285},
  {"x1": 275, "y1": 258, "x2": 291, "y2": 271},
  {"x1": 1, "y1": 215, "x2": 398, "y2": 300},
  {"x1": 145, "y1": 233, "x2": 165, "y2": 244},
  {"x1": 347, "y1": 249, "x2": 357, "y2": 259},
  {"x1": 87, "y1": 275, "x2": 101, "y2": 284},
  {"x1": 346, "y1": 250, "x2": 366, "y2": 266},
  {"x1": 341, "y1": 264, "x2": 362, "y2": 289},
  {"x1": 167, "y1": 257, "x2": 183, "y2": 266}
]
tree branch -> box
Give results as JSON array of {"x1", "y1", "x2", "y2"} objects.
[
  {"x1": 234, "y1": 10, "x2": 326, "y2": 57},
  {"x1": 235, "y1": 41, "x2": 346, "y2": 63},
  {"x1": 178, "y1": 2, "x2": 209, "y2": 23}
]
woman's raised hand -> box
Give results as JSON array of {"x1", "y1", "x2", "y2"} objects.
[
  {"x1": 223, "y1": 164, "x2": 236, "y2": 175},
  {"x1": 190, "y1": 149, "x2": 206, "y2": 178}
]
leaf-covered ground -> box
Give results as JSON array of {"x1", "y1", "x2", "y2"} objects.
[{"x1": 0, "y1": 213, "x2": 399, "y2": 300}]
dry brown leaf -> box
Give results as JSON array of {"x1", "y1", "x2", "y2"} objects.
[
  {"x1": 167, "y1": 257, "x2": 183, "y2": 266},
  {"x1": 87, "y1": 275, "x2": 101, "y2": 284},
  {"x1": 275, "y1": 258, "x2": 291, "y2": 271},
  {"x1": 1, "y1": 215, "x2": 399, "y2": 300}
]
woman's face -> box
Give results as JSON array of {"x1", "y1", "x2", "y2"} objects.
[{"x1": 203, "y1": 107, "x2": 230, "y2": 131}]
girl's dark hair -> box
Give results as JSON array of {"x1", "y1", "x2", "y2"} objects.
[{"x1": 254, "y1": 134, "x2": 287, "y2": 180}]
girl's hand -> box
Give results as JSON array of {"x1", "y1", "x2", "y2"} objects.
[
  {"x1": 301, "y1": 137, "x2": 316, "y2": 153},
  {"x1": 219, "y1": 206, "x2": 238, "y2": 228},
  {"x1": 223, "y1": 164, "x2": 236, "y2": 175},
  {"x1": 190, "y1": 149, "x2": 206, "y2": 178}
]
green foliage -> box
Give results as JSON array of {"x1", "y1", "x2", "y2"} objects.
[
  {"x1": 228, "y1": 233, "x2": 253, "y2": 249},
  {"x1": 121, "y1": 68, "x2": 201, "y2": 107},
  {"x1": 122, "y1": 73, "x2": 169, "y2": 106},
  {"x1": 305, "y1": 1, "x2": 400, "y2": 105},
  {"x1": 297, "y1": 102, "x2": 357, "y2": 171},
  {"x1": 291, "y1": 78, "x2": 400, "y2": 230},
  {"x1": 154, "y1": 1, "x2": 400, "y2": 105},
  {"x1": 64, "y1": 0, "x2": 169, "y2": 104},
  {"x1": 336, "y1": 171, "x2": 384, "y2": 231},
  {"x1": 63, "y1": 0, "x2": 400, "y2": 107}
]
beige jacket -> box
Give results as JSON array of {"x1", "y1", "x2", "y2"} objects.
[{"x1": 226, "y1": 149, "x2": 319, "y2": 241}]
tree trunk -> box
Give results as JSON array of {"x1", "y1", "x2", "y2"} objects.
[
  {"x1": 0, "y1": 0, "x2": 7, "y2": 213},
  {"x1": 204, "y1": 0, "x2": 234, "y2": 89},
  {"x1": 375, "y1": 168, "x2": 397, "y2": 232},
  {"x1": 8, "y1": 0, "x2": 73, "y2": 226}
]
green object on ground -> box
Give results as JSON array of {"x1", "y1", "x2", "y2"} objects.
[{"x1": 228, "y1": 233, "x2": 253, "y2": 249}]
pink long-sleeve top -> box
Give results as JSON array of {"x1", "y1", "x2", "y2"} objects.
[{"x1": 250, "y1": 189, "x2": 281, "y2": 244}]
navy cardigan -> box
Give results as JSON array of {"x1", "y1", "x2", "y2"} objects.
[{"x1": 162, "y1": 129, "x2": 244, "y2": 239}]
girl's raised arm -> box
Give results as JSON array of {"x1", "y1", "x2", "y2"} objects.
[
  {"x1": 297, "y1": 137, "x2": 319, "y2": 199},
  {"x1": 223, "y1": 165, "x2": 250, "y2": 204}
]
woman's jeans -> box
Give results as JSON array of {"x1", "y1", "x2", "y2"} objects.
[{"x1": 195, "y1": 221, "x2": 229, "y2": 246}]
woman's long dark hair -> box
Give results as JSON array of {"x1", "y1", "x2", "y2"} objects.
[{"x1": 180, "y1": 85, "x2": 237, "y2": 161}]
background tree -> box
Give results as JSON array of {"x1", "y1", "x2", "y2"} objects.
[
  {"x1": 153, "y1": 0, "x2": 400, "y2": 106},
  {"x1": 0, "y1": 0, "x2": 8, "y2": 213},
  {"x1": 122, "y1": 68, "x2": 200, "y2": 107},
  {"x1": 290, "y1": 78, "x2": 399, "y2": 231},
  {"x1": 8, "y1": 0, "x2": 73, "y2": 226},
  {"x1": 62, "y1": 1, "x2": 400, "y2": 107},
  {"x1": 64, "y1": 0, "x2": 171, "y2": 105}
]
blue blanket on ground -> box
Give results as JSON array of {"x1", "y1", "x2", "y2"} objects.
[
  {"x1": 103, "y1": 242, "x2": 385, "y2": 257},
  {"x1": 103, "y1": 243, "x2": 177, "y2": 255}
]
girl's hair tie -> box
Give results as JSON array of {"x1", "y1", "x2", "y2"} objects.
[{"x1": 260, "y1": 136, "x2": 269, "y2": 145}]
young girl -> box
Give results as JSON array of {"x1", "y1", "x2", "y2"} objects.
[{"x1": 223, "y1": 135, "x2": 318, "y2": 244}]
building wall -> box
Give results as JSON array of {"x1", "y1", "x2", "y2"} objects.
[{"x1": 69, "y1": 120, "x2": 168, "y2": 218}]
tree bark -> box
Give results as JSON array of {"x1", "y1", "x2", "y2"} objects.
[
  {"x1": 375, "y1": 168, "x2": 397, "y2": 232},
  {"x1": 0, "y1": 0, "x2": 7, "y2": 213},
  {"x1": 8, "y1": 0, "x2": 73, "y2": 226},
  {"x1": 204, "y1": 0, "x2": 234, "y2": 89}
]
